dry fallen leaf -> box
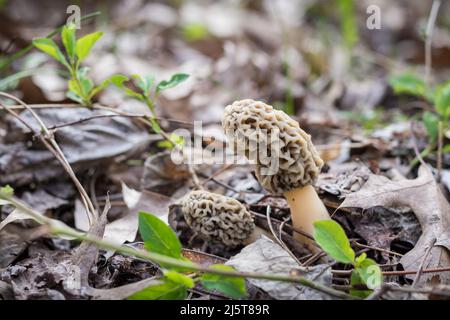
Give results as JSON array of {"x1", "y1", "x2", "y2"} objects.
[
  {"x1": 0, "y1": 189, "x2": 68, "y2": 231},
  {"x1": 340, "y1": 165, "x2": 450, "y2": 284},
  {"x1": 226, "y1": 236, "x2": 332, "y2": 300},
  {"x1": 1, "y1": 108, "x2": 150, "y2": 187},
  {"x1": 75, "y1": 183, "x2": 173, "y2": 259},
  {"x1": 0, "y1": 226, "x2": 29, "y2": 267}
]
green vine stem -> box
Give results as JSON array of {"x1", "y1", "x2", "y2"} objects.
[{"x1": 0, "y1": 190, "x2": 357, "y2": 300}]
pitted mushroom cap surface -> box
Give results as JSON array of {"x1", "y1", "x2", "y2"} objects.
[
  {"x1": 222, "y1": 99, "x2": 323, "y2": 194},
  {"x1": 181, "y1": 190, "x2": 254, "y2": 247}
]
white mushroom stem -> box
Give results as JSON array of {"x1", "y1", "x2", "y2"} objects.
[{"x1": 284, "y1": 185, "x2": 331, "y2": 250}]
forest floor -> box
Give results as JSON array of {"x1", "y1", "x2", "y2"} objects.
[{"x1": 1, "y1": 0, "x2": 450, "y2": 300}]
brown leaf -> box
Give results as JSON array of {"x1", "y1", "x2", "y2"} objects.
[
  {"x1": 182, "y1": 249, "x2": 226, "y2": 267},
  {"x1": 340, "y1": 166, "x2": 450, "y2": 284}
]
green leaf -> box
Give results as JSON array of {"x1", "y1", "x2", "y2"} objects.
[
  {"x1": 182, "y1": 23, "x2": 210, "y2": 42},
  {"x1": 79, "y1": 76, "x2": 94, "y2": 97},
  {"x1": 350, "y1": 269, "x2": 372, "y2": 298},
  {"x1": 163, "y1": 270, "x2": 195, "y2": 289},
  {"x1": 313, "y1": 220, "x2": 355, "y2": 264},
  {"x1": 150, "y1": 117, "x2": 162, "y2": 134},
  {"x1": 32, "y1": 38, "x2": 69, "y2": 69},
  {"x1": 132, "y1": 74, "x2": 155, "y2": 97},
  {"x1": 156, "y1": 73, "x2": 189, "y2": 94},
  {"x1": 355, "y1": 258, "x2": 383, "y2": 290},
  {"x1": 0, "y1": 185, "x2": 14, "y2": 197},
  {"x1": 443, "y1": 144, "x2": 450, "y2": 154},
  {"x1": 0, "y1": 68, "x2": 46, "y2": 91},
  {"x1": 138, "y1": 212, "x2": 182, "y2": 259},
  {"x1": 123, "y1": 86, "x2": 145, "y2": 100},
  {"x1": 75, "y1": 31, "x2": 103, "y2": 62},
  {"x1": 107, "y1": 74, "x2": 130, "y2": 88},
  {"x1": 200, "y1": 265, "x2": 247, "y2": 299},
  {"x1": 423, "y1": 111, "x2": 439, "y2": 141},
  {"x1": 435, "y1": 82, "x2": 450, "y2": 117},
  {"x1": 355, "y1": 252, "x2": 367, "y2": 267},
  {"x1": 68, "y1": 79, "x2": 83, "y2": 96},
  {"x1": 89, "y1": 74, "x2": 129, "y2": 99},
  {"x1": 61, "y1": 24, "x2": 76, "y2": 61},
  {"x1": 388, "y1": 73, "x2": 426, "y2": 98},
  {"x1": 77, "y1": 66, "x2": 90, "y2": 77},
  {"x1": 66, "y1": 90, "x2": 85, "y2": 104},
  {"x1": 157, "y1": 133, "x2": 184, "y2": 150},
  {"x1": 128, "y1": 280, "x2": 187, "y2": 300},
  {"x1": 338, "y1": 0, "x2": 358, "y2": 49}
]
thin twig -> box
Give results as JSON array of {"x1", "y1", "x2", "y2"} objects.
[
  {"x1": 0, "y1": 93, "x2": 97, "y2": 224},
  {"x1": 412, "y1": 237, "x2": 436, "y2": 287},
  {"x1": 5, "y1": 103, "x2": 194, "y2": 127},
  {"x1": 250, "y1": 210, "x2": 318, "y2": 244},
  {"x1": 424, "y1": 0, "x2": 441, "y2": 88},
  {"x1": 265, "y1": 206, "x2": 303, "y2": 266},
  {"x1": 352, "y1": 241, "x2": 403, "y2": 257},
  {"x1": 201, "y1": 164, "x2": 235, "y2": 186},
  {"x1": 303, "y1": 251, "x2": 327, "y2": 267},
  {"x1": 437, "y1": 121, "x2": 443, "y2": 181},
  {"x1": 5, "y1": 102, "x2": 203, "y2": 189},
  {"x1": 410, "y1": 121, "x2": 428, "y2": 168},
  {"x1": 332, "y1": 266, "x2": 450, "y2": 277}
]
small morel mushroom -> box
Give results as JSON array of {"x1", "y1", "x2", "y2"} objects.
[
  {"x1": 181, "y1": 190, "x2": 257, "y2": 247},
  {"x1": 222, "y1": 99, "x2": 331, "y2": 248}
]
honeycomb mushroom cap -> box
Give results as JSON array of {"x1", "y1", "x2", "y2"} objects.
[
  {"x1": 180, "y1": 190, "x2": 255, "y2": 247},
  {"x1": 222, "y1": 99, "x2": 323, "y2": 194}
]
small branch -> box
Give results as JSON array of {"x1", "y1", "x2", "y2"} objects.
[
  {"x1": 201, "y1": 164, "x2": 235, "y2": 186},
  {"x1": 265, "y1": 206, "x2": 303, "y2": 266},
  {"x1": 0, "y1": 93, "x2": 97, "y2": 224},
  {"x1": 437, "y1": 121, "x2": 443, "y2": 182},
  {"x1": 46, "y1": 114, "x2": 141, "y2": 130},
  {"x1": 352, "y1": 241, "x2": 403, "y2": 257},
  {"x1": 251, "y1": 210, "x2": 318, "y2": 244},
  {"x1": 3, "y1": 100, "x2": 202, "y2": 192},
  {"x1": 412, "y1": 237, "x2": 436, "y2": 287},
  {"x1": 410, "y1": 121, "x2": 428, "y2": 168},
  {"x1": 303, "y1": 251, "x2": 327, "y2": 267},
  {"x1": 332, "y1": 266, "x2": 450, "y2": 277},
  {"x1": 4, "y1": 103, "x2": 194, "y2": 127},
  {"x1": 424, "y1": 0, "x2": 441, "y2": 88}
]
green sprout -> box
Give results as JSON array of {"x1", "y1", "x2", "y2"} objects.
[
  {"x1": 32, "y1": 23, "x2": 126, "y2": 106},
  {"x1": 128, "y1": 212, "x2": 247, "y2": 300},
  {"x1": 313, "y1": 220, "x2": 383, "y2": 298},
  {"x1": 118, "y1": 72, "x2": 189, "y2": 140},
  {"x1": 389, "y1": 73, "x2": 450, "y2": 164}
]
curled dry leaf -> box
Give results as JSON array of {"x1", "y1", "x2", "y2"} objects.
[
  {"x1": 340, "y1": 166, "x2": 450, "y2": 284},
  {"x1": 1, "y1": 108, "x2": 150, "y2": 186}
]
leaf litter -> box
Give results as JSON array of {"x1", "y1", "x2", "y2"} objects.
[{"x1": 2, "y1": 0, "x2": 450, "y2": 301}]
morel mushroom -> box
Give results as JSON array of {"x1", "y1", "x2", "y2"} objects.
[
  {"x1": 181, "y1": 190, "x2": 257, "y2": 247},
  {"x1": 222, "y1": 99, "x2": 331, "y2": 247}
]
